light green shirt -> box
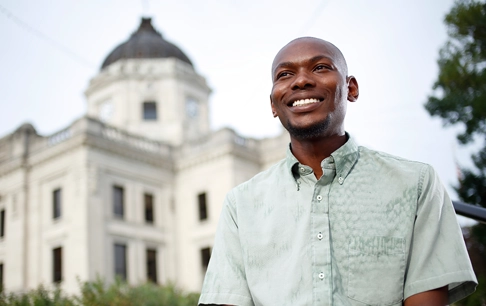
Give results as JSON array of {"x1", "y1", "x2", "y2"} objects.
[{"x1": 199, "y1": 137, "x2": 477, "y2": 306}]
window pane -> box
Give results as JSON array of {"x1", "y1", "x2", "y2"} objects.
[
  {"x1": 143, "y1": 102, "x2": 157, "y2": 120},
  {"x1": 114, "y1": 244, "x2": 127, "y2": 280},
  {"x1": 113, "y1": 186, "x2": 124, "y2": 218},
  {"x1": 53, "y1": 189, "x2": 61, "y2": 219},
  {"x1": 200, "y1": 247, "x2": 211, "y2": 272},
  {"x1": 0, "y1": 263, "x2": 3, "y2": 290},
  {"x1": 53, "y1": 247, "x2": 62, "y2": 283},
  {"x1": 144, "y1": 193, "x2": 154, "y2": 223},
  {"x1": 198, "y1": 192, "x2": 208, "y2": 221},
  {"x1": 0, "y1": 210, "x2": 4, "y2": 237},
  {"x1": 146, "y1": 249, "x2": 157, "y2": 283}
]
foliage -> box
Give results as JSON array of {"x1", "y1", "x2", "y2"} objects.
[
  {"x1": 425, "y1": 0, "x2": 486, "y2": 205},
  {"x1": 426, "y1": 0, "x2": 486, "y2": 145},
  {"x1": 0, "y1": 285, "x2": 75, "y2": 306},
  {"x1": 0, "y1": 279, "x2": 200, "y2": 306},
  {"x1": 426, "y1": 0, "x2": 486, "y2": 305}
]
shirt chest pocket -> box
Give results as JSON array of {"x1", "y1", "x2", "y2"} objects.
[{"x1": 347, "y1": 236, "x2": 406, "y2": 306}]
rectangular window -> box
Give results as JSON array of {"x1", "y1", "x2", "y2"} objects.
[
  {"x1": 198, "y1": 192, "x2": 208, "y2": 221},
  {"x1": 0, "y1": 263, "x2": 3, "y2": 292},
  {"x1": 114, "y1": 243, "x2": 127, "y2": 280},
  {"x1": 144, "y1": 193, "x2": 154, "y2": 223},
  {"x1": 200, "y1": 247, "x2": 211, "y2": 273},
  {"x1": 113, "y1": 186, "x2": 124, "y2": 218},
  {"x1": 0, "y1": 263, "x2": 3, "y2": 290},
  {"x1": 143, "y1": 101, "x2": 157, "y2": 120},
  {"x1": 0, "y1": 209, "x2": 4, "y2": 238},
  {"x1": 53, "y1": 188, "x2": 61, "y2": 219},
  {"x1": 53, "y1": 247, "x2": 62, "y2": 283},
  {"x1": 146, "y1": 249, "x2": 157, "y2": 283}
]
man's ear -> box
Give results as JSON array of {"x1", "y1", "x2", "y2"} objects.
[
  {"x1": 270, "y1": 96, "x2": 278, "y2": 118},
  {"x1": 347, "y1": 76, "x2": 359, "y2": 102}
]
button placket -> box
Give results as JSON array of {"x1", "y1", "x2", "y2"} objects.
[{"x1": 311, "y1": 167, "x2": 334, "y2": 302}]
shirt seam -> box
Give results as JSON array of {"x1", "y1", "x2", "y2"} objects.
[
  {"x1": 416, "y1": 164, "x2": 428, "y2": 203},
  {"x1": 365, "y1": 148, "x2": 429, "y2": 165},
  {"x1": 200, "y1": 292, "x2": 252, "y2": 298},
  {"x1": 406, "y1": 269, "x2": 473, "y2": 285},
  {"x1": 199, "y1": 292, "x2": 253, "y2": 306}
]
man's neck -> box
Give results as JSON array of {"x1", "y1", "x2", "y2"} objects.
[{"x1": 290, "y1": 134, "x2": 347, "y2": 179}]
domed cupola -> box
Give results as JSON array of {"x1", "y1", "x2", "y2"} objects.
[
  {"x1": 101, "y1": 17, "x2": 193, "y2": 69},
  {"x1": 85, "y1": 17, "x2": 211, "y2": 146}
]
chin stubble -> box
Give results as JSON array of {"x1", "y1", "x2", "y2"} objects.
[{"x1": 285, "y1": 116, "x2": 331, "y2": 140}]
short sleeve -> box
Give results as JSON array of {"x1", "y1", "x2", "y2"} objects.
[
  {"x1": 198, "y1": 191, "x2": 254, "y2": 306},
  {"x1": 404, "y1": 165, "x2": 478, "y2": 303}
]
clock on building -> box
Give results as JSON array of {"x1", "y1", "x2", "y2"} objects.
[
  {"x1": 99, "y1": 100, "x2": 114, "y2": 122},
  {"x1": 186, "y1": 98, "x2": 199, "y2": 118}
]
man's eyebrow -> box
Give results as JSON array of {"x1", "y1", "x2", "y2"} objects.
[
  {"x1": 273, "y1": 61, "x2": 294, "y2": 74},
  {"x1": 273, "y1": 55, "x2": 335, "y2": 75}
]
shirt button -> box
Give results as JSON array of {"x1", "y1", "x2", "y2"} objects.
[
  {"x1": 338, "y1": 177, "x2": 344, "y2": 184},
  {"x1": 318, "y1": 272, "x2": 325, "y2": 279},
  {"x1": 300, "y1": 167, "x2": 305, "y2": 172},
  {"x1": 316, "y1": 195, "x2": 322, "y2": 201},
  {"x1": 317, "y1": 232, "x2": 323, "y2": 240}
]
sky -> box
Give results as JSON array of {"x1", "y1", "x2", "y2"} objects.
[{"x1": 0, "y1": 0, "x2": 479, "y2": 216}]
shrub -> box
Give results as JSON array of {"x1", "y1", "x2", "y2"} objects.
[{"x1": 0, "y1": 279, "x2": 200, "y2": 306}]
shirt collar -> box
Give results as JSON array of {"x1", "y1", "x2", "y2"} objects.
[{"x1": 286, "y1": 133, "x2": 360, "y2": 185}]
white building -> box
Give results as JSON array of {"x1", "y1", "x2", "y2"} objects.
[{"x1": 0, "y1": 18, "x2": 287, "y2": 294}]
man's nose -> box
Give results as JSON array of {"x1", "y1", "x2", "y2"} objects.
[{"x1": 291, "y1": 71, "x2": 316, "y2": 90}]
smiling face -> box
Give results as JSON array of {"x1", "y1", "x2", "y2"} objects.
[{"x1": 270, "y1": 37, "x2": 358, "y2": 140}]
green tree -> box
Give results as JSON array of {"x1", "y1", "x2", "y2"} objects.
[{"x1": 425, "y1": 0, "x2": 486, "y2": 305}]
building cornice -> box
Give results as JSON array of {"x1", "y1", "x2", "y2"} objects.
[{"x1": 0, "y1": 117, "x2": 176, "y2": 175}]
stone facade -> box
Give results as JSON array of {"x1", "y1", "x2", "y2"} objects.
[{"x1": 0, "y1": 19, "x2": 288, "y2": 294}]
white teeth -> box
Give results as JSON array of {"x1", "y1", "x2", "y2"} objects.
[{"x1": 292, "y1": 98, "x2": 320, "y2": 107}]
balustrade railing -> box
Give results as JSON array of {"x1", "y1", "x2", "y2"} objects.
[
  {"x1": 47, "y1": 128, "x2": 72, "y2": 146},
  {"x1": 43, "y1": 118, "x2": 172, "y2": 156},
  {"x1": 102, "y1": 126, "x2": 171, "y2": 155}
]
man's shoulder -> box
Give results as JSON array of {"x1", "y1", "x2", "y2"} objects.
[
  {"x1": 358, "y1": 145, "x2": 431, "y2": 171},
  {"x1": 355, "y1": 145, "x2": 439, "y2": 188}
]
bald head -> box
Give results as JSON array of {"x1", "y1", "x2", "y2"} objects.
[{"x1": 271, "y1": 37, "x2": 348, "y2": 80}]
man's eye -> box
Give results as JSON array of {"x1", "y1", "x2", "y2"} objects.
[
  {"x1": 315, "y1": 64, "x2": 331, "y2": 71},
  {"x1": 277, "y1": 72, "x2": 289, "y2": 79}
]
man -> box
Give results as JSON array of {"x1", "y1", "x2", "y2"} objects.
[{"x1": 199, "y1": 37, "x2": 477, "y2": 306}]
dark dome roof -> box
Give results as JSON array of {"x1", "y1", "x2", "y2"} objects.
[{"x1": 101, "y1": 18, "x2": 193, "y2": 69}]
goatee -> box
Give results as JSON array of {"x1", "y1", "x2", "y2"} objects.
[{"x1": 285, "y1": 117, "x2": 330, "y2": 140}]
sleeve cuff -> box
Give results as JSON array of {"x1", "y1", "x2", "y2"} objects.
[
  {"x1": 404, "y1": 270, "x2": 478, "y2": 304},
  {"x1": 199, "y1": 292, "x2": 254, "y2": 306}
]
